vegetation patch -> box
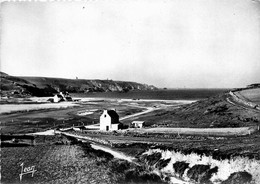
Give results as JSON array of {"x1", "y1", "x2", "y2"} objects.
[
  {"x1": 139, "y1": 152, "x2": 162, "y2": 166},
  {"x1": 78, "y1": 142, "x2": 166, "y2": 184},
  {"x1": 173, "y1": 161, "x2": 190, "y2": 177},
  {"x1": 156, "y1": 158, "x2": 171, "y2": 170},
  {"x1": 186, "y1": 164, "x2": 218, "y2": 183},
  {"x1": 221, "y1": 171, "x2": 252, "y2": 184},
  {"x1": 140, "y1": 149, "x2": 260, "y2": 184}
]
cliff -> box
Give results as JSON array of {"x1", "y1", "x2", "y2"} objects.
[{"x1": 0, "y1": 72, "x2": 157, "y2": 97}]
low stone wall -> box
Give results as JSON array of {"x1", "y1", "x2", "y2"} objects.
[
  {"x1": 229, "y1": 91, "x2": 260, "y2": 110},
  {"x1": 61, "y1": 132, "x2": 111, "y2": 145}
]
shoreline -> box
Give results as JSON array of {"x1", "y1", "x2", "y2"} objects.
[
  {"x1": 76, "y1": 96, "x2": 197, "y2": 103},
  {"x1": 0, "y1": 96, "x2": 195, "y2": 115}
]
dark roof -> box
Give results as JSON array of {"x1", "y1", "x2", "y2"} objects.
[{"x1": 107, "y1": 110, "x2": 119, "y2": 119}]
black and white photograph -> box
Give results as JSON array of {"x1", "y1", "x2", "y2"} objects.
[{"x1": 0, "y1": 0, "x2": 260, "y2": 183}]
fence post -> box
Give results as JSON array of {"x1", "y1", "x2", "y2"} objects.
[
  {"x1": 177, "y1": 128, "x2": 180, "y2": 138},
  {"x1": 31, "y1": 137, "x2": 35, "y2": 146}
]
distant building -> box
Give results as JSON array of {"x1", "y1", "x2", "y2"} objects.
[
  {"x1": 132, "y1": 121, "x2": 145, "y2": 128},
  {"x1": 100, "y1": 109, "x2": 120, "y2": 131},
  {"x1": 50, "y1": 92, "x2": 72, "y2": 103},
  {"x1": 53, "y1": 93, "x2": 65, "y2": 103}
]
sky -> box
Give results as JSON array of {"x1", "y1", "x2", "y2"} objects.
[{"x1": 1, "y1": 0, "x2": 260, "y2": 88}]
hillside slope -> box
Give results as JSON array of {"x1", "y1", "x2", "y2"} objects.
[
  {"x1": 171, "y1": 92, "x2": 260, "y2": 128},
  {"x1": 0, "y1": 72, "x2": 54, "y2": 97},
  {"x1": 0, "y1": 72, "x2": 156, "y2": 97},
  {"x1": 135, "y1": 86, "x2": 260, "y2": 128},
  {"x1": 20, "y1": 76, "x2": 156, "y2": 93}
]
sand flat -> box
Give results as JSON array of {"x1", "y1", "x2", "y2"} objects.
[{"x1": 0, "y1": 102, "x2": 79, "y2": 114}]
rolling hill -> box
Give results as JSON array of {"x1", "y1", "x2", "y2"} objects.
[{"x1": 0, "y1": 72, "x2": 156, "y2": 97}]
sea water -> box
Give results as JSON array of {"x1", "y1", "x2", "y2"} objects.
[{"x1": 72, "y1": 89, "x2": 229, "y2": 100}]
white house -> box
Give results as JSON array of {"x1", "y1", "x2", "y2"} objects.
[
  {"x1": 132, "y1": 121, "x2": 145, "y2": 128},
  {"x1": 100, "y1": 110, "x2": 120, "y2": 131}
]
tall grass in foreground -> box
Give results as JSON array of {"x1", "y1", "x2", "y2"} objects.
[{"x1": 143, "y1": 149, "x2": 260, "y2": 184}]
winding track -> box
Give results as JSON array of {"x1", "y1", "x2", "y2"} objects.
[
  {"x1": 226, "y1": 95, "x2": 260, "y2": 113},
  {"x1": 119, "y1": 107, "x2": 158, "y2": 121}
]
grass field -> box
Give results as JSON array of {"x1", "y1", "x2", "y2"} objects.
[
  {"x1": 0, "y1": 98, "x2": 182, "y2": 134},
  {"x1": 0, "y1": 99, "x2": 152, "y2": 134},
  {"x1": 1, "y1": 135, "x2": 168, "y2": 184},
  {"x1": 133, "y1": 93, "x2": 260, "y2": 128},
  {"x1": 1, "y1": 143, "x2": 115, "y2": 183},
  {"x1": 0, "y1": 102, "x2": 80, "y2": 114},
  {"x1": 133, "y1": 126, "x2": 258, "y2": 136},
  {"x1": 236, "y1": 88, "x2": 260, "y2": 105}
]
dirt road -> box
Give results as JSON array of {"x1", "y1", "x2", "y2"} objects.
[
  {"x1": 91, "y1": 144, "x2": 135, "y2": 162},
  {"x1": 119, "y1": 107, "x2": 158, "y2": 121},
  {"x1": 226, "y1": 95, "x2": 260, "y2": 112}
]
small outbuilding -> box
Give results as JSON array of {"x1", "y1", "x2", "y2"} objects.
[
  {"x1": 132, "y1": 121, "x2": 145, "y2": 128},
  {"x1": 100, "y1": 109, "x2": 120, "y2": 131}
]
